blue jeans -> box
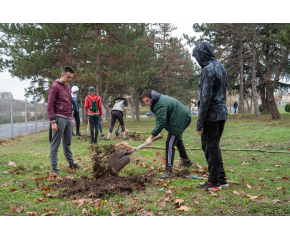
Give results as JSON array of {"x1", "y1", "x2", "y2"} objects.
[
  {"x1": 98, "y1": 119, "x2": 103, "y2": 134},
  {"x1": 234, "y1": 108, "x2": 237, "y2": 114}
]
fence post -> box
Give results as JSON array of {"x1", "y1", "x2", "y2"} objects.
[
  {"x1": 43, "y1": 102, "x2": 45, "y2": 131},
  {"x1": 35, "y1": 102, "x2": 37, "y2": 133},
  {"x1": 11, "y1": 93, "x2": 13, "y2": 138},
  {"x1": 25, "y1": 98, "x2": 27, "y2": 136}
]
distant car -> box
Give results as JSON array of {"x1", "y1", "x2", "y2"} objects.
[
  {"x1": 191, "y1": 111, "x2": 196, "y2": 115},
  {"x1": 146, "y1": 111, "x2": 155, "y2": 117}
]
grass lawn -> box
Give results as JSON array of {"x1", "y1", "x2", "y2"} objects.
[{"x1": 0, "y1": 113, "x2": 289, "y2": 216}]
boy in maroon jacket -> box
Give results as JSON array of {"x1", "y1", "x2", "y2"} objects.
[{"x1": 47, "y1": 67, "x2": 81, "y2": 175}]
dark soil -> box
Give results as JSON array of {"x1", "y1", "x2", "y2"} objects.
[
  {"x1": 177, "y1": 169, "x2": 191, "y2": 178},
  {"x1": 53, "y1": 173, "x2": 154, "y2": 199},
  {"x1": 52, "y1": 144, "x2": 155, "y2": 199},
  {"x1": 127, "y1": 132, "x2": 144, "y2": 141}
]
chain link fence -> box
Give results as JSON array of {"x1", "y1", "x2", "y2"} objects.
[{"x1": 0, "y1": 92, "x2": 50, "y2": 140}]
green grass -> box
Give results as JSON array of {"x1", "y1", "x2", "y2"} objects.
[{"x1": 0, "y1": 113, "x2": 289, "y2": 216}]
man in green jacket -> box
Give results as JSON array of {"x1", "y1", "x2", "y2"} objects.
[{"x1": 142, "y1": 89, "x2": 193, "y2": 179}]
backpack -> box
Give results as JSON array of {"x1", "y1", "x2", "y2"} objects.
[{"x1": 88, "y1": 96, "x2": 99, "y2": 112}]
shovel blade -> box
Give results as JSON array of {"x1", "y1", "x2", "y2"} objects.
[
  {"x1": 115, "y1": 129, "x2": 120, "y2": 136},
  {"x1": 106, "y1": 150, "x2": 130, "y2": 172}
]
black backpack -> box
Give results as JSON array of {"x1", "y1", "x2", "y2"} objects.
[{"x1": 88, "y1": 96, "x2": 99, "y2": 112}]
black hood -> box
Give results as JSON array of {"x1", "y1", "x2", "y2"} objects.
[
  {"x1": 192, "y1": 42, "x2": 216, "y2": 69},
  {"x1": 150, "y1": 90, "x2": 160, "y2": 112}
]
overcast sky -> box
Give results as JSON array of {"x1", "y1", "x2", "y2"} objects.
[{"x1": 0, "y1": 23, "x2": 200, "y2": 101}]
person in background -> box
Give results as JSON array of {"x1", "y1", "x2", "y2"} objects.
[
  {"x1": 192, "y1": 41, "x2": 228, "y2": 191},
  {"x1": 47, "y1": 66, "x2": 81, "y2": 175},
  {"x1": 98, "y1": 117, "x2": 106, "y2": 138},
  {"x1": 233, "y1": 101, "x2": 238, "y2": 114},
  {"x1": 71, "y1": 86, "x2": 81, "y2": 136},
  {"x1": 84, "y1": 86, "x2": 102, "y2": 144},
  {"x1": 105, "y1": 97, "x2": 127, "y2": 141}
]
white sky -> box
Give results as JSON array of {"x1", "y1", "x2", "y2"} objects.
[{"x1": 0, "y1": 23, "x2": 200, "y2": 101}]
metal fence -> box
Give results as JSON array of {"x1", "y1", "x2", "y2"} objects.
[{"x1": 0, "y1": 92, "x2": 50, "y2": 140}]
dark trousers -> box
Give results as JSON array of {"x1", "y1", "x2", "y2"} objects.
[
  {"x1": 201, "y1": 120, "x2": 226, "y2": 184},
  {"x1": 109, "y1": 110, "x2": 125, "y2": 133},
  {"x1": 165, "y1": 118, "x2": 191, "y2": 168},
  {"x1": 89, "y1": 114, "x2": 99, "y2": 141},
  {"x1": 73, "y1": 111, "x2": 80, "y2": 133}
]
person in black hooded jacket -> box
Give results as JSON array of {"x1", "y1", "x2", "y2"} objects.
[{"x1": 192, "y1": 42, "x2": 228, "y2": 191}]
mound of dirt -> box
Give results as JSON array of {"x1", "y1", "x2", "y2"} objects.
[
  {"x1": 53, "y1": 173, "x2": 155, "y2": 199},
  {"x1": 127, "y1": 132, "x2": 144, "y2": 141}
]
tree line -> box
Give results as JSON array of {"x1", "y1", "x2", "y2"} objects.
[
  {"x1": 184, "y1": 23, "x2": 290, "y2": 120},
  {"x1": 0, "y1": 23, "x2": 196, "y2": 123}
]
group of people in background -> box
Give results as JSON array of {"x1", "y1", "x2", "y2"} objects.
[{"x1": 47, "y1": 41, "x2": 230, "y2": 192}]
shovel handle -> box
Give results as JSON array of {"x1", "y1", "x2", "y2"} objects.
[{"x1": 133, "y1": 135, "x2": 162, "y2": 152}]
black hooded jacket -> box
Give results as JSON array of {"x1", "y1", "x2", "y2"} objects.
[{"x1": 192, "y1": 42, "x2": 228, "y2": 131}]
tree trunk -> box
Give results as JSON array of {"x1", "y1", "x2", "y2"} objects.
[
  {"x1": 260, "y1": 78, "x2": 270, "y2": 114},
  {"x1": 245, "y1": 94, "x2": 250, "y2": 113},
  {"x1": 129, "y1": 87, "x2": 135, "y2": 122},
  {"x1": 251, "y1": 23, "x2": 260, "y2": 119},
  {"x1": 102, "y1": 57, "x2": 112, "y2": 125},
  {"x1": 239, "y1": 37, "x2": 244, "y2": 116},
  {"x1": 135, "y1": 90, "x2": 140, "y2": 121},
  {"x1": 95, "y1": 25, "x2": 102, "y2": 96}
]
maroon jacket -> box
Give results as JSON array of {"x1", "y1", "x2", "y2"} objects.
[{"x1": 47, "y1": 79, "x2": 73, "y2": 123}]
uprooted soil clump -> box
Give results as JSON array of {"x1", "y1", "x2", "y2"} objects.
[
  {"x1": 52, "y1": 143, "x2": 155, "y2": 199},
  {"x1": 126, "y1": 132, "x2": 144, "y2": 141}
]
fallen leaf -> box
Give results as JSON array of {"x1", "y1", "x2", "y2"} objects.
[
  {"x1": 228, "y1": 169, "x2": 234, "y2": 173},
  {"x1": 282, "y1": 177, "x2": 289, "y2": 180},
  {"x1": 246, "y1": 184, "x2": 252, "y2": 189},
  {"x1": 272, "y1": 200, "x2": 282, "y2": 203},
  {"x1": 34, "y1": 198, "x2": 46, "y2": 202},
  {"x1": 274, "y1": 165, "x2": 282, "y2": 167},
  {"x1": 8, "y1": 161, "x2": 16, "y2": 166},
  {"x1": 241, "y1": 162, "x2": 249, "y2": 166},
  {"x1": 40, "y1": 166, "x2": 44, "y2": 169},
  {"x1": 277, "y1": 203, "x2": 285, "y2": 207},
  {"x1": 2, "y1": 183, "x2": 9, "y2": 188},
  {"x1": 166, "y1": 190, "x2": 172, "y2": 194},
  {"x1": 247, "y1": 195, "x2": 259, "y2": 200},
  {"x1": 276, "y1": 187, "x2": 285, "y2": 190},
  {"x1": 111, "y1": 212, "x2": 117, "y2": 216},
  {"x1": 259, "y1": 178, "x2": 264, "y2": 181},
  {"x1": 142, "y1": 210, "x2": 153, "y2": 216},
  {"x1": 259, "y1": 194, "x2": 265, "y2": 199},
  {"x1": 265, "y1": 169, "x2": 272, "y2": 172},
  {"x1": 158, "y1": 200, "x2": 166, "y2": 207},
  {"x1": 11, "y1": 206, "x2": 23, "y2": 213},
  {"x1": 210, "y1": 193, "x2": 218, "y2": 197},
  {"x1": 42, "y1": 213, "x2": 54, "y2": 216},
  {"x1": 177, "y1": 206, "x2": 191, "y2": 211},
  {"x1": 174, "y1": 199, "x2": 184, "y2": 206},
  {"x1": 26, "y1": 212, "x2": 39, "y2": 216},
  {"x1": 147, "y1": 156, "x2": 152, "y2": 159},
  {"x1": 194, "y1": 201, "x2": 200, "y2": 206},
  {"x1": 20, "y1": 184, "x2": 26, "y2": 188},
  {"x1": 42, "y1": 186, "x2": 51, "y2": 191},
  {"x1": 9, "y1": 188, "x2": 17, "y2": 192}
]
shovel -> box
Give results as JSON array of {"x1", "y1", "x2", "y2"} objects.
[{"x1": 107, "y1": 135, "x2": 162, "y2": 172}]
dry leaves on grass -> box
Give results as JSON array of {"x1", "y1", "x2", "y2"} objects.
[
  {"x1": 210, "y1": 193, "x2": 218, "y2": 197},
  {"x1": 8, "y1": 161, "x2": 17, "y2": 167},
  {"x1": 282, "y1": 177, "x2": 289, "y2": 180},
  {"x1": 274, "y1": 165, "x2": 282, "y2": 167},
  {"x1": 228, "y1": 169, "x2": 234, "y2": 172},
  {"x1": 265, "y1": 169, "x2": 272, "y2": 172},
  {"x1": 259, "y1": 194, "x2": 265, "y2": 199},
  {"x1": 247, "y1": 195, "x2": 259, "y2": 200},
  {"x1": 176, "y1": 206, "x2": 191, "y2": 211},
  {"x1": 241, "y1": 162, "x2": 249, "y2": 166},
  {"x1": 2, "y1": 183, "x2": 8, "y2": 188},
  {"x1": 259, "y1": 178, "x2": 264, "y2": 181},
  {"x1": 246, "y1": 184, "x2": 252, "y2": 189},
  {"x1": 174, "y1": 199, "x2": 184, "y2": 206},
  {"x1": 11, "y1": 206, "x2": 23, "y2": 213},
  {"x1": 34, "y1": 198, "x2": 46, "y2": 202},
  {"x1": 166, "y1": 190, "x2": 172, "y2": 194},
  {"x1": 158, "y1": 200, "x2": 167, "y2": 207},
  {"x1": 276, "y1": 187, "x2": 285, "y2": 190},
  {"x1": 26, "y1": 212, "x2": 39, "y2": 216},
  {"x1": 194, "y1": 201, "x2": 200, "y2": 206},
  {"x1": 233, "y1": 190, "x2": 244, "y2": 196}
]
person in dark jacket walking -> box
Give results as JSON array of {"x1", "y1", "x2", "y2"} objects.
[
  {"x1": 105, "y1": 97, "x2": 128, "y2": 141},
  {"x1": 84, "y1": 86, "x2": 102, "y2": 144},
  {"x1": 71, "y1": 86, "x2": 81, "y2": 136},
  {"x1": 192, "y1": 42, "x2": 228, "y2": 190},
  {"x1": 47, "y1": 67, "x2": 82, "y2": 175},
  {"x1": 142, "y1": 89, "x2": 193, "y2": 179},
  {"x1": 233, "y1": 101, "x2": 238, "y2": 114}
]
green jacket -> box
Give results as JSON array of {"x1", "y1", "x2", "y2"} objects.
[{"x1": 151, "y1": 92, "x2": 191, "y2": 139}]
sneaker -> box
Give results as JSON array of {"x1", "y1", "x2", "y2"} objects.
[
  {"x1": 72, "y1": 132, "x2": 76, "y2": 136},
  {"x1": 219, "y1": 178, "x2": 229, "y2": 188},
  {"x1": 104, "y1": 138, "x2": 110, "y2": 141},
  {"x1": 160, "y1": 166, "x2": 175, "y2": 179},
  {"x1": 197, "y1": 181, "x2": 222, "y2": 190},
  {"x1": 178, "y1": 158, "x2": 193, "y2": 167},
  {"x1": 68, "y1": 163, "x2": 82, "y2": 169},
  {"x1": 76, "y1": 132, "x2": 82, "y2": 136},
  {"x1": 51, "y1": 168, "x2": 59, "y2": 176},
  {"x1": 100, "y1": 134, "x2": 105, "y2": 138},
  {"x1": 123, "y1": 138, "x2": 128, "y2": 140}
]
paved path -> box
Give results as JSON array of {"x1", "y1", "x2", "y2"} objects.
[{"x1": 0, "y1": 120, "x2": 50, "y2": 140}]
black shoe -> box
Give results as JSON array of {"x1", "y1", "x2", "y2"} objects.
[
  {"x1": 104, "y1": 138, "x2": 110, "y2": 141},
  {"x1": 197, "y1": 181, "x2": 222, "y2": 190},
  {"x1": 178, "y1": 158, "x2": 193, "y2": 167},
  {"x1": 100, "y1": 134, "x2": 105, "y2": 138},
  {"x1": 68, "y1": 163, "x2": 82, "y2": 169},
  {"x1": 90, "y1": 141, "x2": 94, "y2": 144},
  {"x1": 51, "y1": 168, "x2": 59, "y2": 175},
  {"x1": 94, "y1": 138, "x2": 97, "y2": 144},
  {"x1": 123, "y1": 138, "x2": 128, "y2": 140},
  {"x1": 219, "y1": 178, "x2": 229, "y2": 188},
  {"x1": 160, "y1": 166, "x2": 175, "y2": 179},
  {"x1": 77, "y1": 132, "x2": 82, "y2": 136},
  {"x1": 72, "y1": 132, "x2": 76, "y2": 136}
]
